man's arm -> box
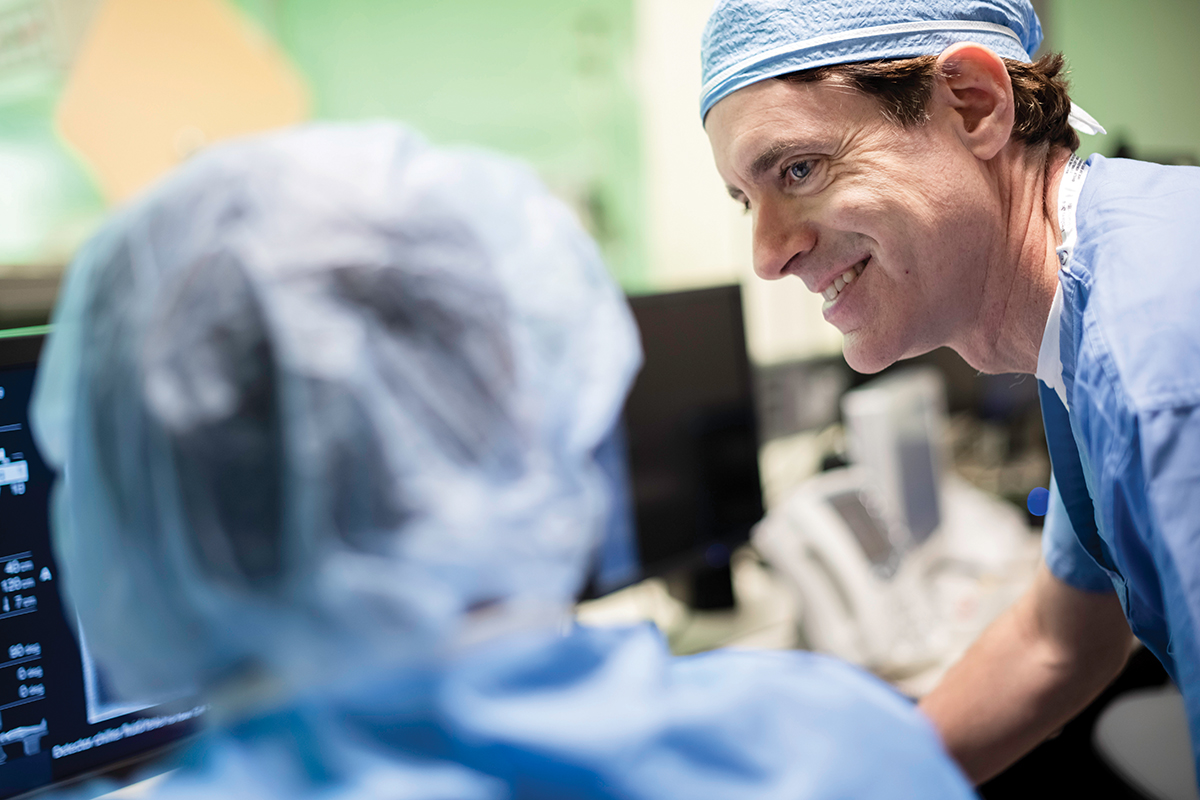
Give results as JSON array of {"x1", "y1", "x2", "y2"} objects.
[{"x1": 918, "y1": 562, "x2": 1134, "y2": 784}]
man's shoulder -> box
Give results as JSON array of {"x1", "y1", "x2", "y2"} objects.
[
  {"x1": 1076, "y1": 156, "x2": 1200, "y2": 262},
  {"x1": 1071, "y1": 157, "x2": 1200, "y2": 411}
]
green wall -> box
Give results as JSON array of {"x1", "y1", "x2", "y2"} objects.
[
  {"x1": 0, "y1": 95, "x2": 105, "y2": 270},
  {"x1": 234, "y1": 0, "x2": 647, "y2": 287},
  {"x1": 1056, "y1": 0, "x2": 1200, "y2": 163},
  {"x1": 0, "y1": 0, "x2": 646, "y2": 287}
]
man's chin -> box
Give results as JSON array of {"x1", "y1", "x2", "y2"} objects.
[{"x1": 840, "y1": 335, "x2": 897, "y2": 375}]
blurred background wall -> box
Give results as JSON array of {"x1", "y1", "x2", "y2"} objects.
[
  {"x1": 1051, "y1": 0, "x2": 1200, "y2": 165},
  {"x1": 0, "y1": 0, "x2": 1197, "y2": 356},
  {"x1": 0, "y1": 0, "x2": 644, "y2": 324}
]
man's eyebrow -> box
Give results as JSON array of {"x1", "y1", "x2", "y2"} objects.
[
  {"x1": 749, "y1": 140, "x2": 814, "y2": 180},
  {"x1": 726, "y1": 138, "x2": 825, "y2": 199}
]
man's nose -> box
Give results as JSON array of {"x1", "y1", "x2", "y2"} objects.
[{"x1": 751, "y1": 200, "x2": 816, "y2": 281}]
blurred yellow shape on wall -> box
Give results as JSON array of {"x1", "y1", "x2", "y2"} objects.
[{"x1": 55, "y1": 0, "x2": 309, "y2": 203}]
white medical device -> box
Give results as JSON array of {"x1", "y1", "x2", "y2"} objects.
[
  {"x1": 753, "y1": 368, "x2": 1038, "y2": 679},
  {"x1": 840, "y1": 368, "x2": 945, "y2": 549}
]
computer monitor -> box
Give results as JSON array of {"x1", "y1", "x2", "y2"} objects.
[
  {"x1": 0, "y1": 328, "x2": 204, "y2": 800},
  {"x1": 609, "y1": 285, "x2": 764, "y2": 603}
]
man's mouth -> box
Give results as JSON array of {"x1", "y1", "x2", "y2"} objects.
[{"x1": 821, "y1": 257, "x2": 869, "y2": 302}]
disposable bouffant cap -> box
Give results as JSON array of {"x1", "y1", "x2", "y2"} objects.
[{"x1": 30, "y1": 123, "x2": 642, "y2": 709}]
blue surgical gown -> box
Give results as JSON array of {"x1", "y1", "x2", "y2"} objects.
[
  {"x1": 110, "y1": 625, "x2": 974, "y2": 799},
  {"x1": 1040, "y1": 154, "x2": 1200, "y2": 771}
]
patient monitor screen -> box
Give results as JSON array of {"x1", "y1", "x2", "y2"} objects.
[{"x1": 0, "y1": 346, "x2": 204, "y2": 799}]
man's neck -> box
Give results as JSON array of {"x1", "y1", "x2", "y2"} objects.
[{"x1": 948, "y1": 145, "x2": 1072, "y2": 375}]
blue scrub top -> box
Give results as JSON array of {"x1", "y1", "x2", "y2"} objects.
[
  {"x1": 1040, "y1": 155, "x2": 1200, "y2": 767},
  {"x1": 87, "y1": 625, "x2": 974, "y2": 800}
]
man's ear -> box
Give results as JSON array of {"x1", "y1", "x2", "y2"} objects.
[{"x1": 934, "y1": 43, "x2": 1015, "y2": 160}]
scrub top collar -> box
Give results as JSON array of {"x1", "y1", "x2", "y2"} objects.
[{"x1": 1036, "y1": 152, "x2": 1090, "y2": 411}]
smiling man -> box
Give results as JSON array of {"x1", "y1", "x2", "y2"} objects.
[
  {"x1": 707, "y1": 68, "x2": 1038, "y2": 375},
  {"x1": 702, "y1": 0, "x2": 1200, "y2": 788}
]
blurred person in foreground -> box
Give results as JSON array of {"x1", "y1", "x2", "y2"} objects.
[{"x1": 32, "y1": 123, "x2": 973, "y2": 799}]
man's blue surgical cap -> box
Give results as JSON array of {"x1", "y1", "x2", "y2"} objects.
[
  {"x1": 700, "y1": 0, "x2": 1043, "y2": 121},
  {"x1": 31, "y1": 123, "x2": 641, "y2": 710}
]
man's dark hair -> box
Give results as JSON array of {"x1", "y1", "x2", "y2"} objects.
[{"x1": 778, "y1": 52, "x2": 1079, "y2": 152}]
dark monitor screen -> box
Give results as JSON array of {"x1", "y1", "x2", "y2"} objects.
[
  {"x1": 0, "y1": 329, "x2": 204, "y2": 800},
  {"x1": 621, "y1": 285, "x2": 764, "y2": 581}
]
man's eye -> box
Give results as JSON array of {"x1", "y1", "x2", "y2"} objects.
[{"x1": 786, "y1": 160, "x2": 813, "y2": 182}]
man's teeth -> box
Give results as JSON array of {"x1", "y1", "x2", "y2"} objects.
[{"x1": 822, "y1": 260, "x2": 867, "y2": 301}]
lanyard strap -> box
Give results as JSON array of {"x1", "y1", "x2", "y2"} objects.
[
  {"x1": 1041, "y1": 155, "x2": 1112, "y2": 565},
  {"x1": 1055, "y1": 153, "x2": 1089, "y2": 271},
  {"x1": 1037, "y1": 156, "x2": 1089, "y2": 411}
]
